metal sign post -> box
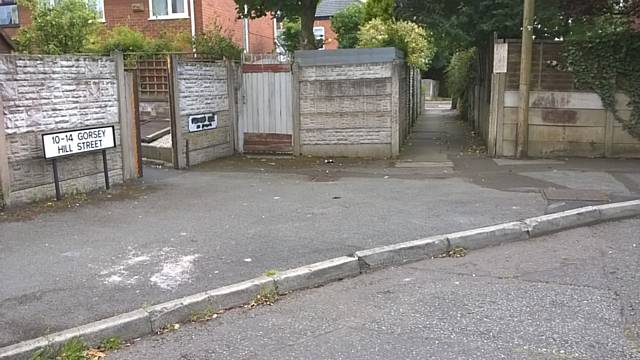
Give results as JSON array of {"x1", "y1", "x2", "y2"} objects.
[
  {"x1": 52, "y1": 158, "x2": 61, "y2": 201},
  {"x1": 42, "y1": 126, "x2": 117, "y2": 200},
  {"x1": 102, "y1": 149, "x2": 110, "y2": 190}
]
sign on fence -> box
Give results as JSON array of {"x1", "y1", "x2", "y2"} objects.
[
  {"x1": 41, "y1": 126, "x2": 116, "y2": 201},
  {"x1": 42, "y1": 126, "x2": 116, "y2": 159},
  {"x1": 188, "y1": 113, "x2": 217, "y2": 133}
]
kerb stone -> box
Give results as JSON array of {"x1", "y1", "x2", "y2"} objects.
[
  {"x1": 147, "y1": 276, "x2": 274, "y2": 332},
  {"x1": 355, "y1": 236, "x2": 449, "y2": 270},
  {"x1": 595, "y1": 200, "x2": 640, "y2": 221},
  {"x1": 274, "y1": 256, "x2": 360, "y2": 294},
  {"x1": 524, "y1": 207, "x2": 601, "y2": 237},
  {"x1": 447, "y1": 222, "x2": 530, "y2": 250},
  {"x1": 0, "y1": 310, "x2": 150, "y2": 360}
]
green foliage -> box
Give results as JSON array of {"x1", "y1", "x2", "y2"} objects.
[
  {"x1": 279, "y1": 19, "x2": 302, "y2": 53},
  {"x1": 564, "y1": 15, "x2": 640, "y2": 140},
  {"x1": 357, "y1": 19, "x2": 436, "y2": 70},
  {"x1": 396, "y1": 0, "x2": 638, "y2": 53},
  {"x1": 30, "y1": 338, "x2": 87, "y2": 360},
  {"x1": 445, "y1": 48, "x2": 476, "y2": 114},
  {"x1": 362, "y1": 0, "x2": 395, "y2": 23},
  {"x1": 56, "y1": 338, "x2": 87, "y2": 360},
  {"x1": 264, "y1": 269, "x2": 279, "y2": 277},
  {"x1": 193, "y1": 27, "x2": 243, "y2": 60},
  {"x1": 331, "y1": 3, "x2": 364, "y2": 49},
  {"x1": 15, "y1": 0, "x2": 100, "y2": 54},
  {"x1": 99, "y1": 337, "x2": 123, "y2": 351},
  {"x1": 90, "y1": 26, "x2": 186, "y2": 54}
]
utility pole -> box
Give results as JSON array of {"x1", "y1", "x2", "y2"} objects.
[{"x1": 516, "y1": 0, "x2": 535, "y2": 158}]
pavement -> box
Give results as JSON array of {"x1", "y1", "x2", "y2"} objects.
[
  {"x1": 1, "y1": 107, "x2": 640, "y2": 348},
  {"x1": 107, "y1": 218, "x2": 640, "y2": 360}
]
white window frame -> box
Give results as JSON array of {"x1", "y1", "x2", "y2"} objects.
[
  {"x1": 48, "y1": 0, "x2": 105, "y2": 22},
  {"x1": 313, "y1": 26, "x2": 325, "y2": 50},
  {"x1": 148, "y1": 0, "x2": 189, "y2": 20},
  {"x1": 0, "y1": 0, "x2": 19, "y2": 26}
]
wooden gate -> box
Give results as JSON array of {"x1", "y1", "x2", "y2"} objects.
[{"x1": 238, "y1": 63, "x2": 293, "y2": 153}]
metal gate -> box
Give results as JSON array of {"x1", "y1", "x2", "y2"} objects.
[{"x1": 238, "y1": 62, "x2": 293, "y2": 153}]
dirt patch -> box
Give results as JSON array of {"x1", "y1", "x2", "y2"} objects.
[{"x1": 0, "y1": 181, "x2": 156, "y2": 223}]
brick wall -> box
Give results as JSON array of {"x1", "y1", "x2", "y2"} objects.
[
  {"x1": 313, "y1": 19, "x2": 338, "y2": 50},
  {"x1": 200, "y1": 0, "x2": 274, "y2": 53},
  {"x1": 3, "y1": 0, "x2": 274, "y2": 53},
  {"x1": 174, "y1": 58, "x2": 233, "y2": 167},
  {"x1": 0, "y1": 55, "x2": 125, "y2": 205},
  {"x1": 105, "y1": 0, "x2": 191, "y2": 37}
]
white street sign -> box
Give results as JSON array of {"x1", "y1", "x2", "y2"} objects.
[{"x1": 42, "y1": 126, "x2": 116, "y2": 159}]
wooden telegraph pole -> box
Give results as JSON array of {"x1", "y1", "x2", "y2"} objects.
[{"x1": 516, "y1": 0, "x2": 535, "y2": 158}]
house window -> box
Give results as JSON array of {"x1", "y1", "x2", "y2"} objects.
[
  {"x1": 149, "y1": 0, "x2": 188, "y2": 19},
  {"x1": 313, "y1": 26, "x2": 325, "y2": 50},
  {"x1": 49, "y1": 0, "x2": 105, "y2": 21},
  {"x1": 0, "y1": 0, "x2": 19, "y2": 26}
]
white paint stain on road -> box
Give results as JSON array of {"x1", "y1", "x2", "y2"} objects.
[
  {"x1": 100, "y1": 247, "x2": 200, "y2": 289},
  {"x1": 150, "y1": 255, "x2": 200, "y2": 290}
]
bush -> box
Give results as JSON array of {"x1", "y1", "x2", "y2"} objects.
[
  {"x1": 362, "y1": 0, "x2": 394, "y2": 23},
  {"x1": 90, "y1": 26, "x2": 187, "y2": 54},
  {"x1": 357, "y1": 19, "x2": 436, "y2": 70},
  {"x1": 331, "y1": 3, "x2": 364, "y2": 49},
  {"x1": 15, "y1": 0, "x2": 100, "y2": 54},
  {"x1": 445, "y1": 48, "x2": 477, "y2": 113},
  {"x1": 193, "y1": 28, "x2": 243, "y2": 60}
]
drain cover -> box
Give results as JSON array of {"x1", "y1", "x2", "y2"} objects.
[{"x1": 543, "y1": 188, "x2": 609, "y2": 202}]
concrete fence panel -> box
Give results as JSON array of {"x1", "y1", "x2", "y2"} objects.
[
  {"x1": 294, "y1": 48, "x2": 413, "y2": 159},
  {"x1": 171, "y1": 57, "x2": 234, "y2": 168},
  {"x1": 0, "y1": 54, "x2": 132, "y2": 206}
]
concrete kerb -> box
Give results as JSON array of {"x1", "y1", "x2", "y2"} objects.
[
  {"x1": 0, "y1": 310, "x2": 150, "y2": 360},
  {"x1": 273, "y1": 256, "x2": 361, "y2": 294},
  {"x1": 147, "y1": 276, "x2": 275, "y2": 332},
  {"x1": 355, "y1": 235, "x2": 449, "y2": 271},
  {"x1": 2, "y1": 200, "x2": 639, "y2": 360}
]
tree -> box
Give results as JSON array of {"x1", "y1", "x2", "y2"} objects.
[
  {"x1": 278, "y1": 19, "x2": 302, "y2": 53},
  {"x1": 395, "y1": 0, "x2": 638, "y2": 52},
  {"x1": 15, "y1": 0, "x2": 100, "y2": 54},
  {"x1": 357, "y1": 19, "x2": 436, "y2": 70},
  {"x1": 235, "y1": 0, "x2": 320, "y2": 49},
  {"x1": 362, "y1": 0, "x2": 394, "y2": 23},
  {"x1": 331, "y1": 3, "x2": 364, "y2": 48}
]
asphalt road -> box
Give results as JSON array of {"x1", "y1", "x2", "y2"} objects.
[
  {"x1": 109, "y1": 218, "x2": 640, "y2": 360},
  {"x1": 1, "y1": 109, "x2": 639, "y2": 348}
]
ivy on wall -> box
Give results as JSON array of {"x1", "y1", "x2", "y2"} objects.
[{"x1": 563, "y1": 16, "x2": 640, "y2": 140}]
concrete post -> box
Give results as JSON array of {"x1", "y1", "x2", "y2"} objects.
[
  {"x1": 226, "y1": 61, "x2": 239, "y2": 154},
  {"x1": 291, "y1": 62, "x2": 302, "y2": 156},
  {"x1": 391, "y1": 61, "x2": 401, "y2": 157},
  {"x1": 113, "y1": 52, "x2": 136, "y2": 181},
  {"x1": 0, "y1": 95, "x2": 10, "y2": 207},
  {"x1": 168, "y1": 54, "x2": 185, "y2": 169},
  {"x1": 605, "y1": 111, "x2": 615, "y2": 157}
]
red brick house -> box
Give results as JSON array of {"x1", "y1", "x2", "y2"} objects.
[
  {"x1": 0, "y1": 0, "x2": 275, "y2": 53},
  {"x1": 313, "y1": 0, "x2": 360, "y2": 50}
]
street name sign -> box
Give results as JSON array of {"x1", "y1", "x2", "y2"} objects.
[
  {"x1": 42, "y1": 126, "x2": 116, "y2": 159},
  {"x1": 41, "y1": 126, "x2": 117, "y2": 200}
]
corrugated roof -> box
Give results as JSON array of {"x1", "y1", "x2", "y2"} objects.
[{"x1": 315, "y1": 0, "x2": 361, "y2": 18}]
